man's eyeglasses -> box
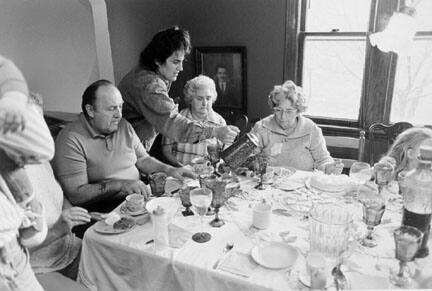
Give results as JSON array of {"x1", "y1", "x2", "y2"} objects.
[{"x1": 273, "y1": 107, "x2": 297, "y2": 115}]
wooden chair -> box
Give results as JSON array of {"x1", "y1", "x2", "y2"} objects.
[
  {"x1": 324, "y1": 130, "x2": 366, "y2": 173},
  {"x1": 368, "y1": 122, "x2": 413, "y2": 164}
]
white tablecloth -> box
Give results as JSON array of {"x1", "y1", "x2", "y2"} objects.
[{"x1": 78, "y1": 170, "x2": 432, "y2": 291}]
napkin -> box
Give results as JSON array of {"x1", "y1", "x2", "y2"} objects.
[
  {"x1": 217, "y1": 250, "x2": 258, "y2": 278},
  {"x1": 168, "y1": 223, "x2": 193, "y2": 248}
]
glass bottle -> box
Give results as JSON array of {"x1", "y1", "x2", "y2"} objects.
[{"x1": 401, "y1": 146, "x2": 432, "y2": 258}]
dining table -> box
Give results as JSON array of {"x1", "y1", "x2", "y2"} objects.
[{"x1": 77, "y1": 168, "x2": 432, "y2": 291}]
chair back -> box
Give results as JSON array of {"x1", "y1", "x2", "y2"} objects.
[
  {"x1": 218, "y1": 109, "x2": 249, "y2": 136},
  {"x1": 324, "y1": 130, "x2": 366, "y2": 173},
  {"x1": 368, "y1": 122, "x2": 413, "y2": 164}
]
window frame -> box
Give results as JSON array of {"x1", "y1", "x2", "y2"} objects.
[{"x1": 283, "y1": 0, "x2": 412, "y2": 130}]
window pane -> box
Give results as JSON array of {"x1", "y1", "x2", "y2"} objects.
[
  {"x1": 416, "y1": 1, "x2": 432, "y2": 31},
  {"x1": 306, "y1": 0, "x2": 371, "y2": 32},
  {"x1": 390, "y1": 37, "x2": 432, "y2": 125},
  {"x1": 302, "y1": 36, "x2": 366, "y2": 120}
]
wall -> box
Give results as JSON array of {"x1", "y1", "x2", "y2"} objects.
[
  {"x1": 106, "y1": 0, "x2": 287, "y2": 121},
  {"x1": 0, "y1": 0, "x2": 98, "y2": 112}
]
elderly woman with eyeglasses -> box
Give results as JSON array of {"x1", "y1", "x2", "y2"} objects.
[
  {"x1": 250, "y1": 80, "x2": 342, "y2": 174},
  {"x1": 162, "y1": 75, "x2": 226, "y2": 166}
]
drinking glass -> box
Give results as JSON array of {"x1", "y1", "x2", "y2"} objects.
[
  {"x1": 349, "y1": 162, "x2": 372, "y2": 199},
  {"x1": 190, "y1": 188, "x2": 213, "y2": 243},
  {"x1": 390, "y1": 225, "x2": 423, "y2": 288},
  {"x1": 207, "y1": 143, "x2": 222, "y2": 174},
  {"x1": 358, "y1": 183, "x2": 385, "y2": 247},
  {"x1": 208, "y1": 180, "x2": 229, "y2": 227},
  {"x1": 179, "y1": 185, "x2": 196, "y2": 216},
  {"x1": 254, "y1": 153, "x2": 269, "y2": 190}
]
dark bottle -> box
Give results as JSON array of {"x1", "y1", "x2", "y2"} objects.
[{"x1": 401, "y1": 146, "x2": 432, "y2": 258}]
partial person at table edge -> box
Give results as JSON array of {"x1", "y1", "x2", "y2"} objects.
[
  {"x1": 374, "y1": 127, "x2": 432, "y2": 180},
  {"x1": 118, "y1": 26, "x2": 239, "y2": 152},
  {"x1": 52, "y1": 80, "x2": 196, "y2": 236},
  {"x1": 249, "y1": 80, "x2": 342, "y2": 174},
  {"x1": 162, "y1": 75, "x2": 226, "y2": 167}
]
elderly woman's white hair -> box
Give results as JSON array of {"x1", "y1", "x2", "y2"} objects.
[
  {"x1": 183, "y1": 75, "x2": 217, "y2": 105},
  {"x1": 267, "y1": 80, "x2": 307, "y2": 113}
]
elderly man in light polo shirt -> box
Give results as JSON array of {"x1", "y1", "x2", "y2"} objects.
[{"x1": 53, "y1": 80, "x2": 196, "y2": 217}]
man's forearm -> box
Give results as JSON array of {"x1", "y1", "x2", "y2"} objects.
[
  {"x1": 68, "y1": 180, "x2": 125, "y2": 206},
  {"x1": 136, "y1": 157, "x2": 172, "y2": 175}
]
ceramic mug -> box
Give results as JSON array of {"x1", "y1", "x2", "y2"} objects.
[
  {"x1": 191, "y1": 157, "x2": 211, "y2": 175},
  {"x1": 125, "y1": 193, "x2": 144, "y2": 212},
  {"x1": 252, "y1": 202, "x2": 272, "y2": 229}
]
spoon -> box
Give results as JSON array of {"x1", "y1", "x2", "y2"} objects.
[
  {"x1": 331, "y1": 263, "x2": 347, "y2": 290},
  {"x1": 213, "y1": 242, "x2": 234, "y2": 269}
]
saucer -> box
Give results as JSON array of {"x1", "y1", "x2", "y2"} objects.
[{"x1": 120, "y1": 203, "x2": 147, "y2": 216}]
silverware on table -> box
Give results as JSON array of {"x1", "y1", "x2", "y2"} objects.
[
  {"x1": 332, "y1": 263, "x2": 348, "y2": 290},
  {"x1": 213, "y1": 242, "x2": 234, "y2": 269}
]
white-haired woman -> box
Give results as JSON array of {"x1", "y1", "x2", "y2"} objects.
[
  {"x1": 162, "y1": 75, "x2": 226, "y2": 166},
  {"x1": 250, "y1": 80, "x2": 342, "y2": 173}
]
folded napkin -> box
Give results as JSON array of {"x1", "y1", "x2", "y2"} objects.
[
  {"x1": 168, "y1": 223, "x2": 193, "y2": 248},
  {"x1": 217, "y1": 250, "x2": 257, "y2": 278}
]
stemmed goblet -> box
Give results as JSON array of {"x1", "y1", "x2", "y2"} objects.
[
  {"x1": 207, "y1": 143, "x2": 222, "y2": 175},
  {"x1": 358, "y1": 183, "x2": 386, "y2": 247},
  {"x1": 208, "y1": 180, "x2": 229, "y2": 227},
  {"x1": 190, "y1": 188, "x2": 213, "y2": 243},
  {"x1": 390, "y1": 225, "x2": 423, "y2": 288},
  {"x1": 179, "y1": 185, "x2": 196, "y2": 216},
  {"x1": 254, "y1": 153, "x2": 269, "y2": 190},
  {"x1": 374, "y1": 162, "x2": 394, "y2": 191}
]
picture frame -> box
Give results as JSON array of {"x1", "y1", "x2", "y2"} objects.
[{"x1": 194, "y1": 46, "x2": 247, "y2": 115}]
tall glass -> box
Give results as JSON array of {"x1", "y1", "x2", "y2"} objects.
[
  {"x1": 390, "y1": 226, "x2": 423, "y2": 287},
  {"x1": 358, "y1": 183, "x2": 386, "y2": 247},
  {"x1": 254, "y1": 153, "x2": 269, "y2": 190},
  {"x1": 190, "y1": 188, "x2": 213, "y2": 243},
  {"x1": 349, "y1": 162, "x2": 372, "y2": 199},
  {"x1": 207, "y1": 143, "x2": 222, "y2": 174},
  {"x1": 208, "y1": 180, "x2": 229, "y2": 227}
]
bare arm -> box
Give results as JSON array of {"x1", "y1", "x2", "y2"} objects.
[
  {"x1": 58, "y1": 174, "x2": 146, "y2": 206},
  {"x1": 161, "y1": 136, "x2": 184, "y2": 167},
  {"x1": 136, "y1": 156, "x2": 196, "y2": 180}
]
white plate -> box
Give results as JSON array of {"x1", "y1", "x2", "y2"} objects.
[
  {"x1": 275, "y1": 180, "x2": 304, "y2": 191},
  {"x1": 270, "y1": 166, "x2": 296, "y2": 178},
  {"x1": 305, "y1": 178, "x2": 345, "y2": 194},
  {"x1": 250, "y1": 242, "x2": 298, "y2": 269},
  {"x1": 120, "y1": 203, "x2": 147, "y2": 216},
  {"x1": 94, "y1": 217, "x2": 135, "y2": 234}
]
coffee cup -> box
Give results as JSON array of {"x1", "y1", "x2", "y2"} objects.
[
  {"x1": 191, "y1": 157, "x2": 211, "y2": 174},
  {"x1": 125, "y1": 193, "x2": 144, "y2": 212},
  {"x1": 252, "y1": 202, "x2": 272, "y2": 229}
]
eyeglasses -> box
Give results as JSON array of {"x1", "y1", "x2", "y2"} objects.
[{"x1": 273, "y1": 107, "x2": 297, "y2": 115}]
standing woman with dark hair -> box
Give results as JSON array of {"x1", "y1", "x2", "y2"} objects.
[{"x1": 118, "y1": 26, "x2": 239, "y2": 151}]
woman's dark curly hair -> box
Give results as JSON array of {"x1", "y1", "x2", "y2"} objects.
[{"x1": 139, "y1": 26, "x2": 191, "y2": 71}]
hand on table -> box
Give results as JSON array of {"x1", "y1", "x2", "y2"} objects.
[
  {"x1": 120, "y1": 180, "x2": 151, "y2": 200},
  {"x1": 62, "y1": 207, "x2": 91, "y2": 229},
  {"x1": 324, "y1": 160, "x2": 344, "y2": 175}
]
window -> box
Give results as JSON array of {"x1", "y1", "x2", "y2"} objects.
[
  {"x1": 390, "y1": 0, "x2": 432, "y2": 125},
  {"x1": 286, "y1": 0, "x2": 432, "y2": 128},
  {"x1": 301, "y1": 0, "x2": 371, "y2": 121}
]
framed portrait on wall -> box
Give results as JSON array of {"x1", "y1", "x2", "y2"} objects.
[{"x1": 194, "y1": 46, "x2": 247, "y2": 115}]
